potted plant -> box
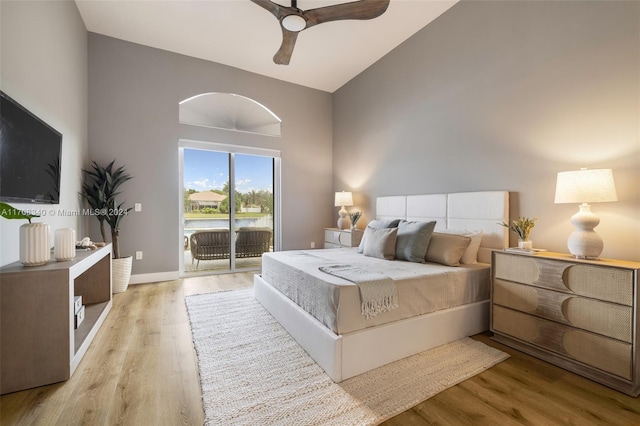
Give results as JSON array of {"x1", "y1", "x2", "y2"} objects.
[
  {"x1": 0, "y1": 202, "x2": 50, "y2": 266},
  {"x1": 499, "y1": 217, "x2": 538, "y2": 249},
  {"x1": 80, "y1": 160, "x2": 133, "y2": 293}
]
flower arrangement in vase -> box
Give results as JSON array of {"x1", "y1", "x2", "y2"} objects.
[
  {"x1": 499, "y1": 217, "x2": 538, "y2": 249},
  {"x1": 348, "y1": 211, "x2": 362, "y2": 230}
]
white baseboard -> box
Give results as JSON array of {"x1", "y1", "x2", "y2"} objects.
[{"x1": 129, "y1": 271, "x2": 179, "y2": 285}]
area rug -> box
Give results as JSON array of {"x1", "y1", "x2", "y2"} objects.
[{"x1": 185, "y1": 288, "x2": 509, "y2": 426}]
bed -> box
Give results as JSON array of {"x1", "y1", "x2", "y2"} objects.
[{"x1": 254, "y1": 191, "x2": 509, "y2": 382}]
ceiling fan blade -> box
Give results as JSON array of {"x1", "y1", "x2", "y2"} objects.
[
  {"x1": 251, "y1": 0, "x2": 301, "y2": 64},
  {"x1": 249, "y1": 0, "x2": 288, "y2": 19},
  {"x1": 273, "y1": 27, "x2": 299, "y2": 65},
  {"x1": 251, "y1": 0, "x2": 389, "y2": 65},
  {"x1": 304, "y1": 0, "x2": 390, "y2": 28}
]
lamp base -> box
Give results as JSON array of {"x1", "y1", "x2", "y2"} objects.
[
  {"x1": 567, "y1": 203, "x2": 603, "y2": 260},
  {"x1": 337, "y1": 206, "x2": 350, "y2": 230}
]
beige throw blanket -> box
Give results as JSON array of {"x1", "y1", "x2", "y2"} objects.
[{"x1": 319, "y1": 264, "x2": 398, "y2": 319}]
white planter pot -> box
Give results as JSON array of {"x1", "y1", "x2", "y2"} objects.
[
  {"x1": 112, "y1": 256, "x2": 133, "y2": 293},
  {"x1": 20, "y1": 223, "x2": 51, "y2": 266}
]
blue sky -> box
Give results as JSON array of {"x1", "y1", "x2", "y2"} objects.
[{"x1": 184, "y1": 149, "x2": 273, "y2": 193}]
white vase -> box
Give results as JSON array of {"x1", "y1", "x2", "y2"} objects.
[
  {"x1": 20, "y1": 223, "x2": 51, "y2": 266},
  {"x1": 518, "y1": 239, "x2": 533, "y2": 250},
  {"x1": 54, "y1": 228, "x2": 76, "y2": 261},
  {"x1": 112, "y1": 256, "x2": 133, "y2": 293}
]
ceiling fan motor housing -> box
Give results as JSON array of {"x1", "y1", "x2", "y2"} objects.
[{"x1": 282, "y1": 14, "x2": 307, "y2": 32}]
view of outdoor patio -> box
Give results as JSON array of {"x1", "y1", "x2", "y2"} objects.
[{"x1": 182, "y1": 148, "x2": 275, "y2": 274}]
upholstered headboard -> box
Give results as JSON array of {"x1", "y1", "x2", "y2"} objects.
[{"x1": 376, "y1": 191, "x2": 509, "y2": 263}]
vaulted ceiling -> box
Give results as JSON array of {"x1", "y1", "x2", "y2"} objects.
[{"x1": 75, "y1": 0, "x2": 457, "y2": 93}]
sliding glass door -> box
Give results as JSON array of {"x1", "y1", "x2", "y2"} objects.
[
  {"x1": 234, "y1": 153, "x2": 274, "y2": 269},
  {"x1": 180, "y1": 143, "x2": 279, "y2": 275}
]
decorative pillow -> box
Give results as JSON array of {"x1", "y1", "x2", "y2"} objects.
[
  {"x1": 425, "y1": 232, "x2": 472, "y2": 266},
  {"x1": 441, "y1": 229, "x2": 484, "y2": 264},
  {"x1": 363, "y1": 226, "x2": 398, "y2": 260},
  {"x1": 357, "y1": 219, "x2": 401, "y2": 253},
  {"x1": 395, "y1": 220, "x2": 436, "y2": 263}
]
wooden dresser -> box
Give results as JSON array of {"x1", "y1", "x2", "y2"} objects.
[
  {"x1": 491, "y1": 250, "x2": 640, "y2": 396},
  {"x1": 323, "y1": 228, "x2": 363, "y2": 249}
]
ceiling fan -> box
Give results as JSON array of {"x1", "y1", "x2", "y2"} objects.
[{"x1": 251, "y1": 0, "x2": 391, "y2": 65}]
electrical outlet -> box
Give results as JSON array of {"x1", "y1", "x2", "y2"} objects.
[
  {"x1": 310, "y1": 242, "x2": 315, "y2": 249},
  {"x1": 135, "y1": 251, "x2": 143, "y2": 260}
]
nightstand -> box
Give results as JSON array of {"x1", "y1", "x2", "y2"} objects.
[
  {"x1": 323, "y1": 228, "x2": 363, "y2": 249},
  {"x1": 490, "y1": 250, "x2": 640, "y2": 396}
]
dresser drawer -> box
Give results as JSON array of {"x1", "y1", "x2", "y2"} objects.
[
  {"x1": 493, "y1": 252, "x2": 633, "y2": 306},
  {"x1": 323, "y1": 229, "x2": 362, "y2": 248},
  {"x1": 324, "y1": 229, "x2": 352, "y2": 246},
  {"x1": 493, "y1": 279, "x2": 632, "y2": 342},
  {"x1": 493, "y1": 305, "x2": 632, "y2": 380}
]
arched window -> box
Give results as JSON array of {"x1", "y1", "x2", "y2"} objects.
[{"x1": 179, "y1": 93, "x2": 281, "y2": 137}]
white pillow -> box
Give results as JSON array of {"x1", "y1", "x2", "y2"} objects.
[
  {"x1": 363, "y1": 226, "x2": 398, "y2": 260},
  {"x1": 441, "y1": 229, "x2": 483, "y2": 264},
  {"x1": 357, "y1": 219, "x2": 401, "y2": 253}
]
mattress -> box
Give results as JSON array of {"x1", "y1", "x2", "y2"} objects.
[{"x1": 261, "y1": 248, "x2": 490, "y2": 335}]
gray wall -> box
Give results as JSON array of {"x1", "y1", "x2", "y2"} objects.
[
  {"x1": 2, "y1": 0, "x2": 636, "y2": 271},
  {"x1": 88, "y1": 34, "x2": 333, "y2": 276},
  {"x1": 333, "y1": 0, "x2": 640, "y2": 261},
  {"x1": 0, "y1": 1, "x2": 88, "y2": 267}
]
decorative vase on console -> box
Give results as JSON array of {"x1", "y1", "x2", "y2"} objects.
[
  {"x1": 349, "y1": 211, "x2": 362, "y2": 231},
  {"x1": 20, "y1": 222, "x2": 51, "y2": 266},
  {"x1": 54, "y1": 228, "x2": 76, "y2": 261},
  {"x1": 0, "y1": 202, "x2": 50, "y2": 266},
  {"x1": 518, "y1": 239, "x2": 533, "y2": 250},
  {"x1": 499, "y1": 216, "x2": 538, "y2": 250}
]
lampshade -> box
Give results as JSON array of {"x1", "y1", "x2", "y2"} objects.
[
  {"x1": 554, "y1": 168, "x2": 618, "y2": 204},
  {"x1": 334, "y1": 191, "x2": 353, "y2": 207}
]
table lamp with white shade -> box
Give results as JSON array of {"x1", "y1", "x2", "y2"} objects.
[
  {"x1": 554, "y1": 168, "x2": 618, "y2": 259},
  {"x1": 334, "y1": 191, "x2": 353, "y2": 230}
]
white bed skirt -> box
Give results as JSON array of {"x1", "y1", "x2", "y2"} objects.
[{"x1": 254, "y1": 274, "x2": 490, "y2": 382}]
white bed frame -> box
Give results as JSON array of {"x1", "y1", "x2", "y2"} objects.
[{"x1": 254, "y1": 191, "x2": 509, "y2": 382}]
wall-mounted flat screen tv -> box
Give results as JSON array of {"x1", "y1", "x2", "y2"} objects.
[{"x1": 0, "y1": 90, "x2": 62, "y2": 204}]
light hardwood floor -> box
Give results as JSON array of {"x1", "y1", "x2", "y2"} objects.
[{"x1": 2, "y1": 272, "x2": 639, "y2": 425}]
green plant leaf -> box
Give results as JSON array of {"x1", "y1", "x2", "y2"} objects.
[{"x1": 0, "y1": 202, "x2": 39, "y2": 223}]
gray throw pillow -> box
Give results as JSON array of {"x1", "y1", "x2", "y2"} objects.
[
  {"x1": 425, "y1": 232, "x2": 472, "y2": 266},
  {"x1": 357, "y1": 219, "x2": 401, "y2": 253},
  {"x1": 395, "y1": 220, "x2": 436, "y2": 263},
  {"x1": 363, "y1": 227, "x2": 398, "y2": 260}
]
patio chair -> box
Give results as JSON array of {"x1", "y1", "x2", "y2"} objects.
[
  {"x1": 235, "y1": 227, "x2": 272, "y2": 259},
  {"x1": 189, "y1": 229, "x2": 231, "y2": 269}
]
